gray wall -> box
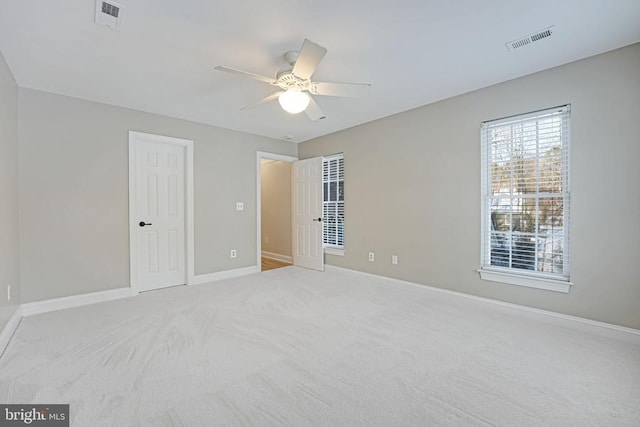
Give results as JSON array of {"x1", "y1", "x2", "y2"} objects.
[
  {"x1": 299, "y1": 43, "x2": 640, "y2": 329},
  {"x1": 0, "y1": 50, "x2": 20, "y2": 331},
  {"x1": 261, "y1": 160, "x2": 292, "y2": 259},
  {"x1": 18, "y1": 89, "x2": 296, "y2": 303}
]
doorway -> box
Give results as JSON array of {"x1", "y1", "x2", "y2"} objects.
[
  {"x1": 261, "y1": 158, "x2": 292, "y2": 271},
  {"x1": 256, "y1": 152, "x2": 297, "y2": 271},
  {"x1": 256, "y1": 151, "x2": 325, "y2": 272}
]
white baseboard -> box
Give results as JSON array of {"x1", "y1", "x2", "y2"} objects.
[
  {"x1": 191, "y1": 265, "x2": 259, "y2": 286},
  {"x1": 325, "y1": 265, "x2": 640, "y2": 341},
  {"x1": 20, "y1": 287, "x2": 136, "y2": 317},
  {"x1": 0, "y1": 306, "x2": 23, "y2": 358},
  {"x1": 2, "y1": 268, "x2": 258, "y2": 355},
  {"x1": 2, "y1": 267, "x2": 258, "y2": 353},
  {"x1": 261, "y1": 251, "x2": 293, "y2": 263}
]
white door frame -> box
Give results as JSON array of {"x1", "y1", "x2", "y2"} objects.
[
  {"x1": 129, "y1": 131, "x2": 195, "y2": 294},
  {"x1": 256, "y1": 151, "x2": 298, "y2": 269}
]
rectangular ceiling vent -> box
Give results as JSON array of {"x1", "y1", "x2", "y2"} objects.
[
  {"x1": 95, "y1": 0, "x2": 124, "y2": 30},
  {"x1": 506, "y1": 26, "x2": 554, "y2": 51}
]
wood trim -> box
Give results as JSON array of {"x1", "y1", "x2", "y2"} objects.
[
  {"x1": 0, "y1": 307, "x2": 22, "y2": 358},
  {"x1": 191, "y1": 266, "x2": 259, "y2": 285},
  {"x1": 261, "y1": 251, "x2": 293, "y2": 263},
  {"x1": 20, "y1": 288, "x2": 135, "y2": 317}
]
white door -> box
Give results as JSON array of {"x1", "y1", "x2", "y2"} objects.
[
  {"x1": 133, "y1": 137, "x2": 186, "y2": 291},
  {"x1": 293, "y1": 157, "x2": 324, "y2": 271}
]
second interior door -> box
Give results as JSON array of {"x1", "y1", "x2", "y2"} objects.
[{"x1": 292, "y1": 157, "x2": 324, "y2": 271}]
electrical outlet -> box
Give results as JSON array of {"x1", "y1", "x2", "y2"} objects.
[
  {"x1": 236, "y1": 202, "x2": 244, "y2": 211},
  {"x1": 392, "y1": 255, "x2": 398, "y2": 265},
  {"x1": 7, "y1": 285, "x2": 10, "y2": 301},
  {"x1": 368, "y1": 252, "x2": 375, "y2": 262},
  {"x1": 264, "y1": 236, "x2": 269, "y2": 243},
  {"x1": 230, "y1": 249, "x2": 237, "y2": 258}
]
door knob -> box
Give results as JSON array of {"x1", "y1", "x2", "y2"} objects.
[
  {"x1": 139, "y1": 221, "x2": 152, "y2": 227},
  {"x1": 313, "y1": 217, "x2": 322, "y2": 222}
]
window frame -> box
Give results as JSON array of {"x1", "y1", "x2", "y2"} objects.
[
  {"x1": 479, "y1": 105, "x2": 572, "y2": 293},
  {"x1": 322, "y1": 153, "x2": 345, "y2": 255}
]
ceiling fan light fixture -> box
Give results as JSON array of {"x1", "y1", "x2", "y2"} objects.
[
  {"x1": 215, "y1": 38, "x2": 369, "y2": 120},
  {"x1": 278, "y1": 88, "x2": 310, "y2": 114}
]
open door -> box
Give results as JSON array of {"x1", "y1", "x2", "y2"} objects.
[{"x1": 292, "y1": 157, "x2": 324, "y2": 271}]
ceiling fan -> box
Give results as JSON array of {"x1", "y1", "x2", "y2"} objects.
[{"x1": 214, "y1": 39, "x2": 371, "y2": 121}]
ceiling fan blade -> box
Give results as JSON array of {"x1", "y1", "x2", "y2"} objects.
[
  {"x1": 292, "y1": 39, "x2": 327, "y2": 80},
  {"x1": 310, "y1": 81, "x2": 371, "y2": 98},
  {"x1": 305, "y1": 96, "x2": 326, "y2": 121},
  {"x1": 241, "y1": 91, "x2": 283, "y2": 110},
  {"x1": 214, "y1": 66, "x2": 275, "y2": 84}
]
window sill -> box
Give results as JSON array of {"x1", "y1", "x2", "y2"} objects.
[
  {"x1": 324, "y1": 247, "x2": 345, "y2": 256},
  {"x1": 478, "y1": 269, "x2": 572, "y2": 293}
]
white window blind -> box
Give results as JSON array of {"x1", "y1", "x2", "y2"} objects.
[
  {"x1": 323, "y1": 154, "x2": 344, "y2": 248},
  {"x1": 481, "y1": 105, "x2": 570, "y2": 282}
]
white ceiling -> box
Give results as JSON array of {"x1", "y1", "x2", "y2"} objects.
[{"x1": 1, "y1": 1, "x2": 639, "y2": 143}]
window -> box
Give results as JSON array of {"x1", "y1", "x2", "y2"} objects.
[
  {"x1": 480, "y1": 105, "x2": 571, "y2": 292},
  {"x1": 323, "y1": 154, "x2": 344, "y2": 250}
]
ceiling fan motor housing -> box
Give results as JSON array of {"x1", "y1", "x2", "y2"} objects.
[{"x1": 276, "y1": 69, "x2": 307, "y2": 91}]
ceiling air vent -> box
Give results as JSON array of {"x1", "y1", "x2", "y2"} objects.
[
  {"x1": 95, "y1": 0, "x2": 124, "y2": 30},
  {"x1": 506, "y1": 26, "x2": 554, "y2": 51}
]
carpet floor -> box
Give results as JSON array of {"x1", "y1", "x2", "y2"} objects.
[{"x1": 1, "y1": 266, "x2": 639, "y2": 426}]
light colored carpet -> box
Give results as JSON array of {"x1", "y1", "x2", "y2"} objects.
[{"x1": 1, "y1": 266, "x2": 639, "y2": 426}]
